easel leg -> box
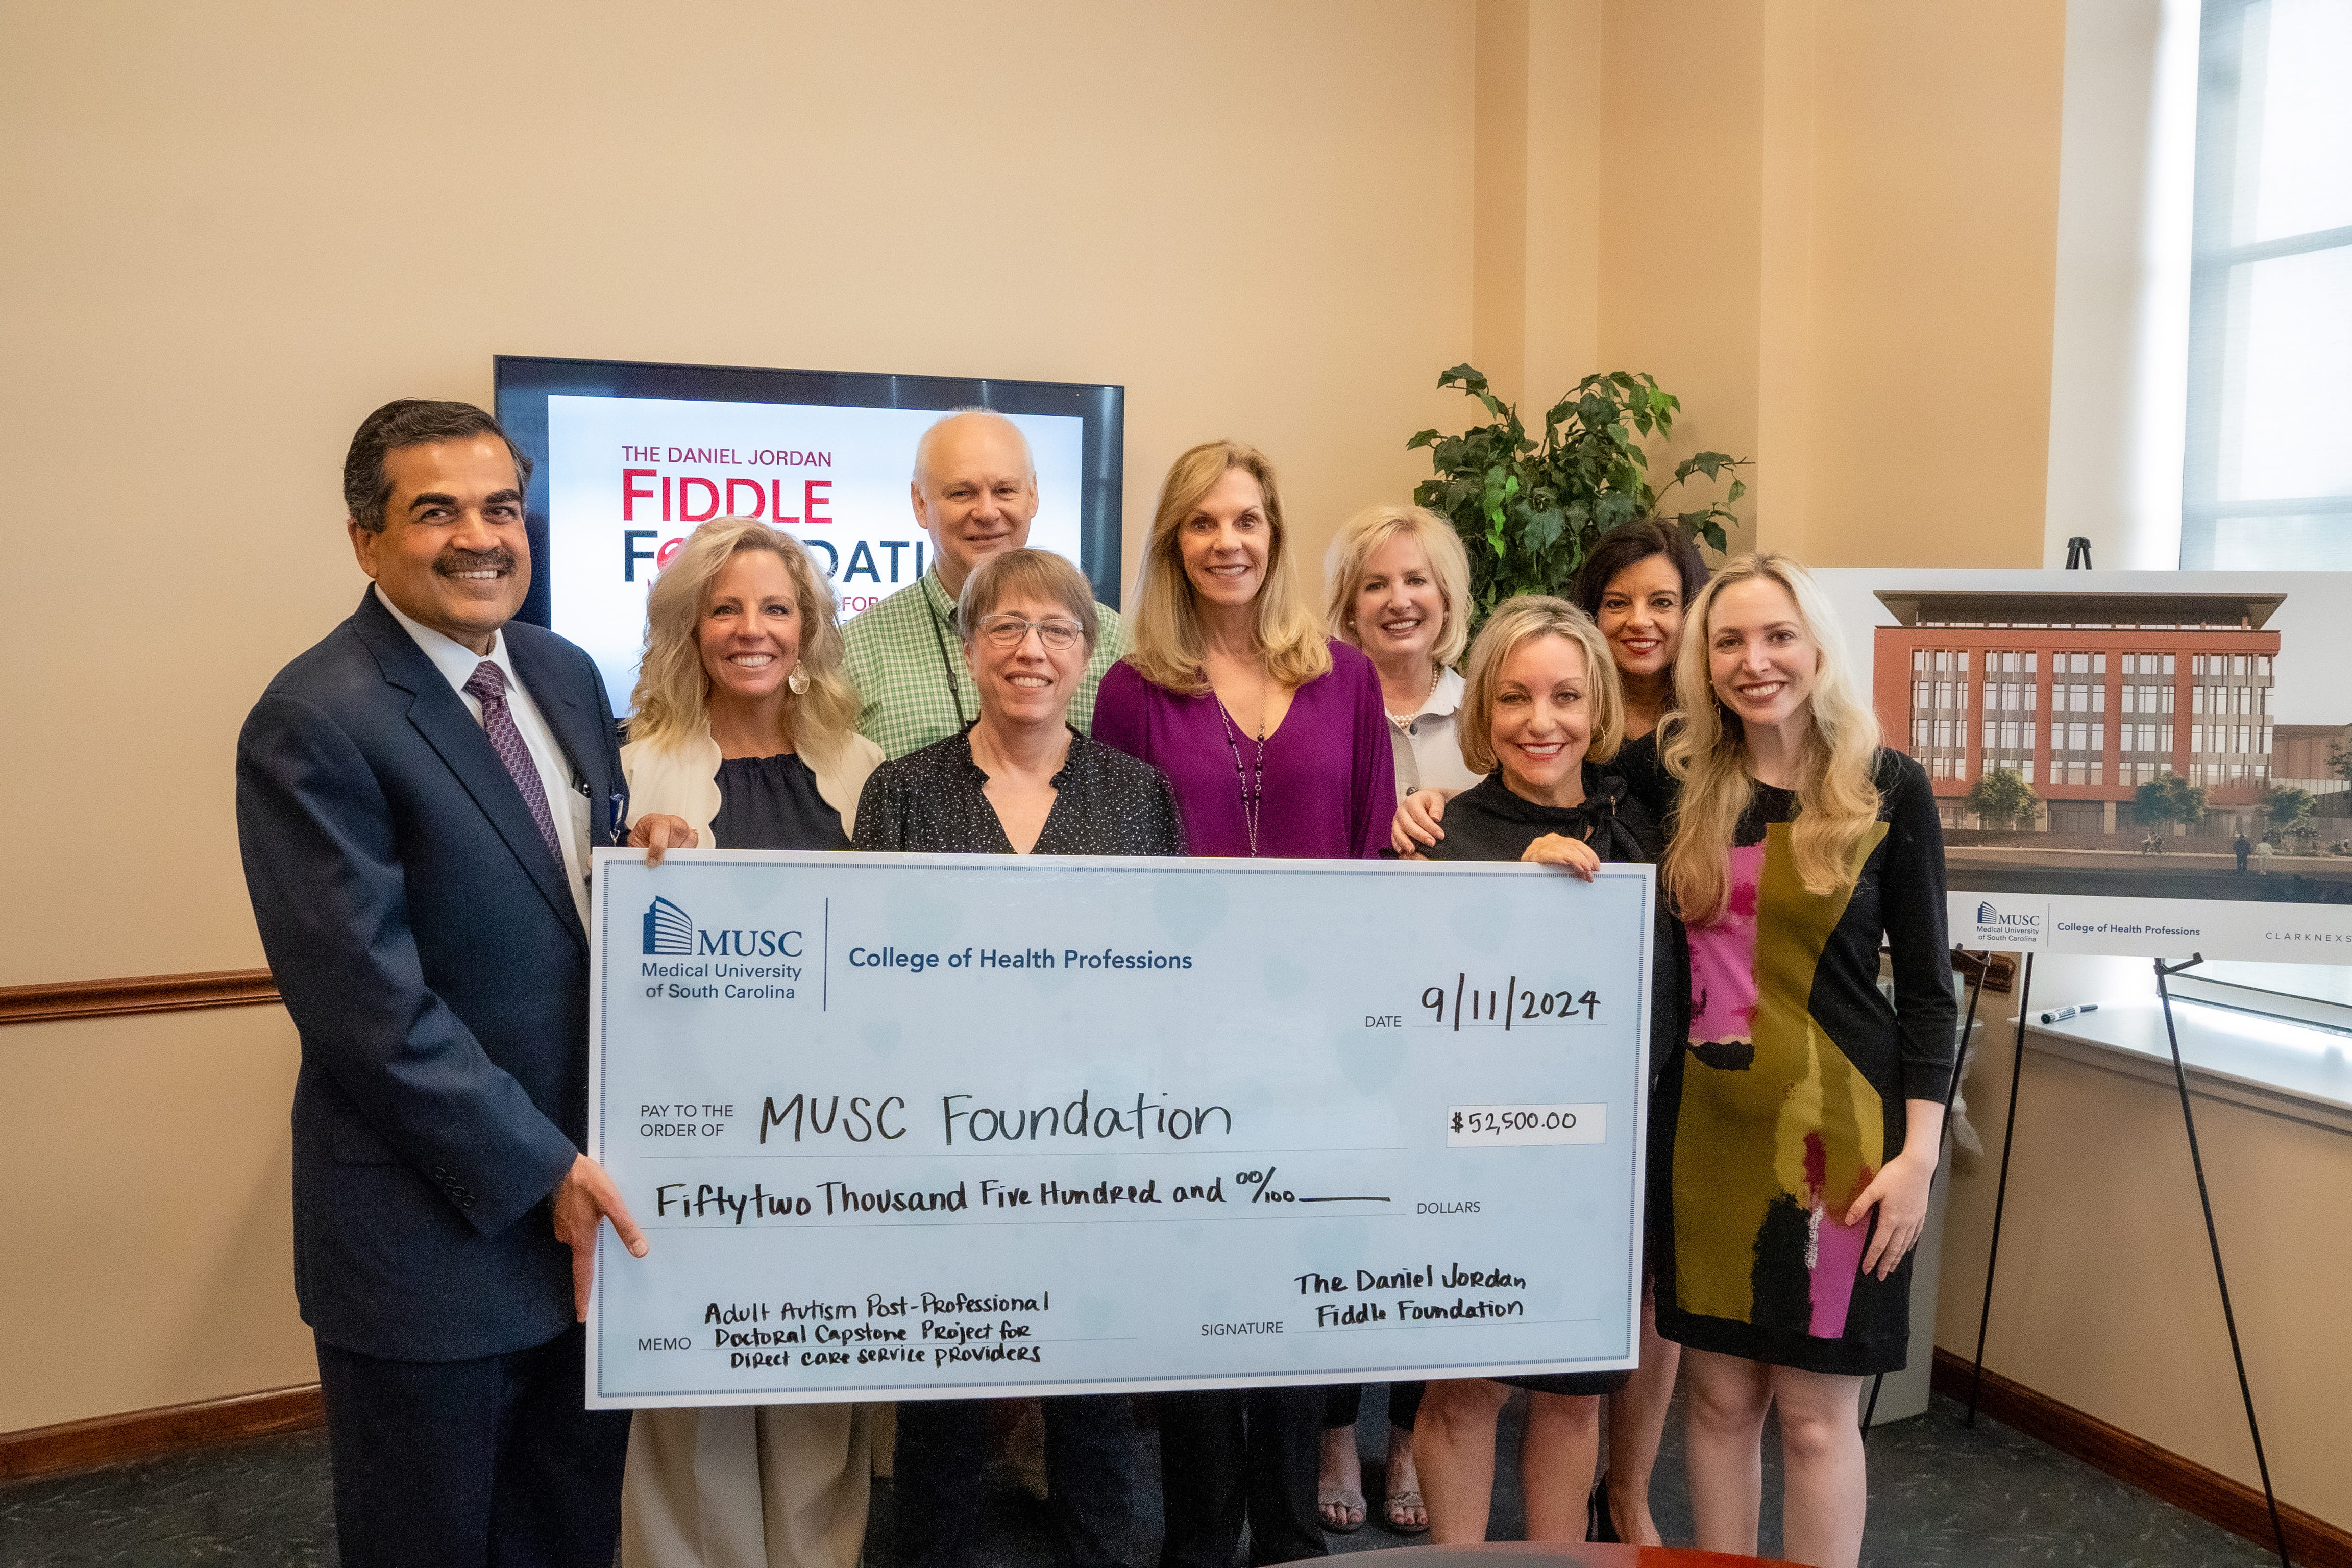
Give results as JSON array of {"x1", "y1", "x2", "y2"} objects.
[
  {"x1": 1864, "y1": 944, "x2": 1986, "y2": 1437},
  {"x1": 2155, "y1": 955, "x2": 2293, "y2": 1568},
  {"x1": 1968, "y1": 950, "x2": 2032, "y2": 1427}
]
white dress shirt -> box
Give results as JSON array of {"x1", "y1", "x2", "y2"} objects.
[
  {"x1": 376, "y1": 585, "x2": 593, "y2": 927},
  {"x1": 1389, "y1": 666, "x2": 1485, "y2": 797}
]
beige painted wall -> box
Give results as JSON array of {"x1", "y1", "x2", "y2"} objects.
[
  {"x1": 0, "y1": 1008, "x2": 310, "y2": 1432},
  {"x1": 1594, "y1": 0, "x2": 2067, "y2": 566},
  {"x1": 1937, "y1": 1014, "x2": 2352, "y2": 1529}
]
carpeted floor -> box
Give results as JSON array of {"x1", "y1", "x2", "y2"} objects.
[{"x1": 0, "y1": 1388, "x2": 2278, "y2": 1567}]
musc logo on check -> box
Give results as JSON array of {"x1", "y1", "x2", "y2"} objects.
[{"x1": 644, "y1": 897, "x2": 695, "y2": 956}]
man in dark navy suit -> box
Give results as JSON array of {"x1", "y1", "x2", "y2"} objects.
[{"x1": 237, "y1": 400, "x2": 647, "y2": 1567}]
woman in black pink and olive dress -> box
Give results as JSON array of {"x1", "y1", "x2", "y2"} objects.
[{"x1": 1651, "y1": 553, "x2": 1955, "y2": 1568}]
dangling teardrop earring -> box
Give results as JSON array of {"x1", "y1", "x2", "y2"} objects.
[{"x1": 787, "y1": 667, "x2": 810, "y2": 696}]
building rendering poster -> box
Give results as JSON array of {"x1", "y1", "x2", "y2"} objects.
[{"x1": 1814, "y1": 570, "x2": 2352, "y2": 965}]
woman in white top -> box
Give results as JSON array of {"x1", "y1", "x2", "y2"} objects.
[
  {"x1": 1328, "y1": 504, "x2": 1482, "y2": 803},
  {"x1": 624, "y1": 519, "x2": 882, "y2": 859},
  {"x1": 617, "y1": 518, "x2": 883, "y2": 1568},
  {"x1": 1312, "y1": 502, "x2": 1477, "y2": 1533}
]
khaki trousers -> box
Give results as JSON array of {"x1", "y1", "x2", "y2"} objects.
[{"x1": 622, "y1": 1403, "x2": 875, "y2": 1568}]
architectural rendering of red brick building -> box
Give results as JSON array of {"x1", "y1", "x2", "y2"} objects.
[{"x1": 1871, "y1": 590, "x2": 2283, "y2": 834}]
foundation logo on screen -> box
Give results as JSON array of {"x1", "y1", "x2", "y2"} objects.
[{"x1": 644, "y1": 897, "x2": 695, "y2": 956}]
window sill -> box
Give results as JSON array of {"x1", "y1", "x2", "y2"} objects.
[{"x1": 2019, "y1": 995, "x2": 2352, "y2": 1136}]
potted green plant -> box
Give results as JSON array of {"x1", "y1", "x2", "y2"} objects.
[{"x1": 1408, "y1": 364, "x2": 1747, "y2": 626}]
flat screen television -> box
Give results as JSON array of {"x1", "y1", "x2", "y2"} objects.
[{"x1": 495, "y1": 354, "x2": 1124, "y2": 715}]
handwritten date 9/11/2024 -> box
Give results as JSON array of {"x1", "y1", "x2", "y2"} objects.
[{"x1": 1423, "y1": 973, "x2": 1602, "y2": 1030}]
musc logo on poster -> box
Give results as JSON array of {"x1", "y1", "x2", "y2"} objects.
[{"x1": 1969, "y1": 900, "x2": 2044, "y2": 946}]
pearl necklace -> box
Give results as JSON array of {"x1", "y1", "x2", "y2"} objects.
[{"x1": 1387, "y1": 663, "x2": 1442, "y2": 729}]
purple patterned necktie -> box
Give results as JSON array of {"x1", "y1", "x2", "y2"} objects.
[{"x1": 462, "y1": 660, "x2": 564, "y2": 867}]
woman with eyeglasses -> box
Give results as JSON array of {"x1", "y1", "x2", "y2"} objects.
[
  {"x1": 852, "y1": 548, "x2": 1185, "y2": 860},
  {"x1": 851, "y1": 549, "x2": 1181, "y2": 1568}
]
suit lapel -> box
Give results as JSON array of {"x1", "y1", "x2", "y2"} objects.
[{"x1": 352, "y1": 592, "x2": 587, "y2": 948}]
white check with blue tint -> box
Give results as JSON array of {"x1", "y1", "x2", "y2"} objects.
[{"x1": 584, "y1": 849, "x2": 1653, "y2": 1407}]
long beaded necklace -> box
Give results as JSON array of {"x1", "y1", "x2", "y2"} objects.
[{"x1": 1214, "y1": 693, "x2": 1268, "y2": 857}]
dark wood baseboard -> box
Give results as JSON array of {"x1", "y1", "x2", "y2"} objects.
[
  {"x1": 0, "y1": 1385, "x2": 322, "y2": 1482},
  {"x1": 0, "y1": 968, "x2": 279, "y2": 1027},
  {"x1": 1931, "y1": 1348, "x2": 2348, "y2": 1566}
]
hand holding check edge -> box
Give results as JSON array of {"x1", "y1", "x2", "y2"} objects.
[
  {"x1": 553, "y1": 1153, "x2": 650, "y2": 1319},
  {"x1": 630, "y1": 812, "x2": 699, "y2": 866}
]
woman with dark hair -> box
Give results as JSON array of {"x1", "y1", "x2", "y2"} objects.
[
  {"x1": 1569, "y1": 517, "x2": 1709, "y2": 1544},
  {"x1": 1575, "y1": 518, "x2": 1710, "y2": 743}
]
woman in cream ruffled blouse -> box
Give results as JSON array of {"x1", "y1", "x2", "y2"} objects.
[
  {"x1": 616, "y1": 518, "x2": 881, "y2": 1568},
  {"x1": 623, "y1": 520, "x2": 880, "y2": 857}
]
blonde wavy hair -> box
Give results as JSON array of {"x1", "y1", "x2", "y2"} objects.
[
  {"x1": 1456, "y1": 596, "x2": 1623, "y2": 777},
  {"x1": 1124, "y1": 440, "x2": 1332, "y2": 693},
  {"x1": 1657, "y1": 552, "x2": 1882, "y2": 923},
  {"x1": 1324, "y1": 504, "x2": 1472, "y2": 668},
  {"x1": 628, "y1": 519, "x2": 860, "y2": 764}
]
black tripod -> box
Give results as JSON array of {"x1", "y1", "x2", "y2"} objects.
[
  {"x1": 2155, "y1": 954, "x2": 2292, "y2": 1567},
  {"x1": 1966, "y1": 950, "x2": 2293, "y2": 1566}
]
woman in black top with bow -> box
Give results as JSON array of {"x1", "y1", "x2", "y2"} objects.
[{"x1": 1405, "y1": 596, "x2": 1685, "y2": 1547}]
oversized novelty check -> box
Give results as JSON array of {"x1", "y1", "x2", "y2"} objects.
[{"x1": 585, "y1": 850, "x2": 1652, "y2": 1407}]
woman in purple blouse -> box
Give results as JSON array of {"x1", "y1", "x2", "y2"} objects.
[
  {"x1": 1093, "y1": 440, "x2": 1395, "y2": 864},
  {"x1": 1092, "y1": 440, "x2": 1393, "y2": 1568}
]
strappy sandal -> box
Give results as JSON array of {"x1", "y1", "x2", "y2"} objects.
[
  {"x1": 1383, "y1": 1488, "x2": 1429, "y2": 1534},
  {"x1": 1319, "y1": 1487, "x2": 1367, "y2": 1533}
]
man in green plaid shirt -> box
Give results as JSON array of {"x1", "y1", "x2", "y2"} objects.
[{"x1": 842, "y1": 410, "x2": 1125, "y2": 759}]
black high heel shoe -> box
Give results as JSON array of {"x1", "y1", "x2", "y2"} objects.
[{"x1": 1586, "y1": 1474, "x2": 1622, "y2": 1544}]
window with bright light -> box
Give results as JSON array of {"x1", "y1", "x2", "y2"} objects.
[{"x1": 2180, "y1": 0, "x2": 2352, "y2": 568}]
